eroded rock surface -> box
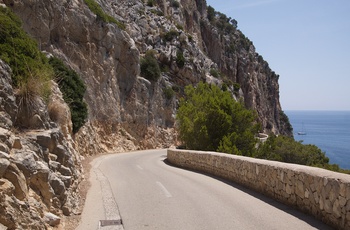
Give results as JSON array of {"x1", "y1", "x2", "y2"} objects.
[{"x1": 0, "y1": 60, "x2": 82, "y2": 229}]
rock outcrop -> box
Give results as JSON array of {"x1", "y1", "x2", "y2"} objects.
[{"x1": 0, "y1": 60, "x2": 82, "y2": 229}]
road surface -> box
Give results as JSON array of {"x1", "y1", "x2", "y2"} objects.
[{"x1": 77, "y1": 149, "x2": 332, "y2": 230}]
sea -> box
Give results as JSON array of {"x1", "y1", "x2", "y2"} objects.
[{"x1": 285, "y1": 111, "x2": 350, "y2": 170}]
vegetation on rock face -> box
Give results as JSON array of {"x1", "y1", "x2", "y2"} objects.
[
  {"x1": 140, "y1": 50, "x2": 161, "y2": 81},
  {"x1": 163, "y1": 29, "x2": 179, "y2": 42},
  {"x1": 207, "y1": 5, "x2": 237, "y2": 34},
  {"x1": 279, "y1": 111, "x2": 293, "y2": 134},
  {"x1": 0, "y1": 7, "x2": 52, "y2": 104},
  {"x1": 147, "y1": 0, "x2": 156, "y2": 7},
  {"x1": 171, "y1": 0, "x2": 180, "y2": 8},
  {"x1": 207, "y1": 5, "x2": 252, "y2": 52},
  {"x1": 83, "y1": 0, "x2": 125, "y2": 29},
  {"x1": 49, "y1": 57, "x2": 88, "y2": 133},
  {"x1": 177, "y1": 82, "x2": 259, "y2": 155},
  {"x1": 163, "y1": 86, "x2": 175, "y2": 100},
  {"x1": 176, "y1": 50, "x2": 185, "y2": 68}
]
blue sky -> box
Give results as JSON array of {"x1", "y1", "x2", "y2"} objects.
[{"x1": 206, "y1": 0, "x2": 350, "y2": 110}]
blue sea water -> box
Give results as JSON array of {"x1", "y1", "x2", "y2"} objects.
[{"x1": 285, "y1": 111, "x2": 350, "y2": 169}]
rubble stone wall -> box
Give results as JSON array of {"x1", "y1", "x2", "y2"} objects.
[{"x1": 167, "y1": 149, "x2": 350, "y2": 230}]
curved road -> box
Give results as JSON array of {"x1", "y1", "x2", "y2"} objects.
[{"x1": 77, "y1": 149, "x2": 332, "y2": 230}]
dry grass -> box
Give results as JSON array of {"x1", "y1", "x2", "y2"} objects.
[{"x1": 48, "y1": 100, "x2": 67, "y2": 125}]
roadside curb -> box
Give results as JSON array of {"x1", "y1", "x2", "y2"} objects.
[{"x1": 94, "y1": 156, "x2": 124, "y2": 230}]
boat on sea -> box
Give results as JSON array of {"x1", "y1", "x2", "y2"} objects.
[{"x1": 297, "y1": 123, "x2": 307, "y2": 135}]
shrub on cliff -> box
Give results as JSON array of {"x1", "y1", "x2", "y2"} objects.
[
  {"x1": 49, "y1": 57, "x2": 88, "y2": 133},
  {"x1": 140, "y1": 50, "x2": 161, "y2": 81},
  {"x1": 0, "y1": 7, "x2": 52, "y2": 105},
  {"x1": 176, "y1": 50, "x2": 185, "y2": 68},
  {"x1": 177, "y1": 82, "x2": 259, "y2": 155}
]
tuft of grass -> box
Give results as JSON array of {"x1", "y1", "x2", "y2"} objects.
[
  {"x1": 83, "y1": 0, "x2": 125, "y2": 30},
  {"x1": 48, "y1": 100, "x2": 67, "y2": 125}
]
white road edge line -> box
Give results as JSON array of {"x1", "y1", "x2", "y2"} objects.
[{"x1": 156, "y1": 181, "x2": 172, "y2": 198}]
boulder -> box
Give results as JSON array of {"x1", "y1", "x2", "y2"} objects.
[
  {"x1": 3, "y1": 163, "x2": 28, "y2": 200},
  {"x1": 11, "y1": 150, "x2": 38, "y2": 176},
  {"x1": 30, "y1": 161, "x2": 54, "y2": 205},
  {"x1": 44, "y1": 212, "x2": 61, "y2": 227},
  {"x1": 49, "y1": 173, "x2": 66, "y2": 198},
  {"x1": 0, "y1": 178, "x2": 15, "y2": 196}
]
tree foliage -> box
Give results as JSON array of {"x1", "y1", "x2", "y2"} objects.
[
  {"x1": 207, "y1": 5, "x2": 237, "y2": 34},
  {"x1": 254, "y1": 135, "x2": 338, "y2": 169},
  {"x1": 177, "y1": 82, "x2": 259, "y2": 155}
]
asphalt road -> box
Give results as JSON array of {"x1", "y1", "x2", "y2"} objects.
[{"x1": 77, "y1": 149, "x2": 332, "y2": 230}]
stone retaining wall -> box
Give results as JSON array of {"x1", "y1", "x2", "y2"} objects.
[{"x1": 167, "y1": 149, "x2": 350, "y2": 229}]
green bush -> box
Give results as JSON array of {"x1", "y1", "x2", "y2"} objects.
[
  {"x1": 140, "y1": 51, "x2": 161, "y2": 81},
  {"x1": 177, "y1": 82, "x2": 259, "y2": 154},
  {"x1": 147, "y1": 0, "x2": 155, "y2": 7},
  {"x1": 49, "y1": 57, "x2": 88, "y2": 133},
  {"x1": 0, "y1": 7, "x2": 53, "y2": 101},
  {"x1": 176, "y1": 50, "x2": 185, "y2": 68},
  {"x1": 279, "y1": 110, "x2": 293, "y2": 134},
  {"x1": 233, "y1": 83, "x2": 240, "y2": 93},
  {"x1": 209, "y1": 68, "x2": 221, "y2": 78},
  {"x1": 164, "y1": 29, "x2": 179, "y2": 41},
  {"x1": 150, "y1": 9, "x2": 164, "y2": 16},
  {"x1": 163, "y1": 86, "x2": 175, "y2": 100},
  {"x1": 188, "y1": 35, "x2": 193, "y2": 42},
  {"x1": 207, "y1": 5, "x2": 215, "y2": 22},
  {"x1": 171, "y1": 0, "x2": 180, "y2": 8},
  {"x1": 83, "y1": 0, "x2": 125, "y2": 29},
  {"x1": 176, "y1": 24, "x2": 184, "y2": 31}
]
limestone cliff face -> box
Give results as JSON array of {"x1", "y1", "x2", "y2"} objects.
[
  {"x1": 4, "y1": 0, "x2": 291, "y2": 156},
  {"x1": 0, "y1": 0, "x2": 292, "y2": 228}
]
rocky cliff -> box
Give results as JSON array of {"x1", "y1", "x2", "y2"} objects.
[
  {"x1": 0, "y1": 0, "x2": 292, "y2": 228},
  {"x1": 4, "y1": 0, "x2": 291, "y2": 153},
  {"x1": 0, "y1": 59, "x2": 82, "y2": 229}
]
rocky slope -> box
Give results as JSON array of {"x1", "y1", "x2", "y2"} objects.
[
  {"x1": 0, "y1": 0, "x2": 292, "y2": 228},
  {"x1": 0, "y1": 60, "x2": 82, "y2": 229}
]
